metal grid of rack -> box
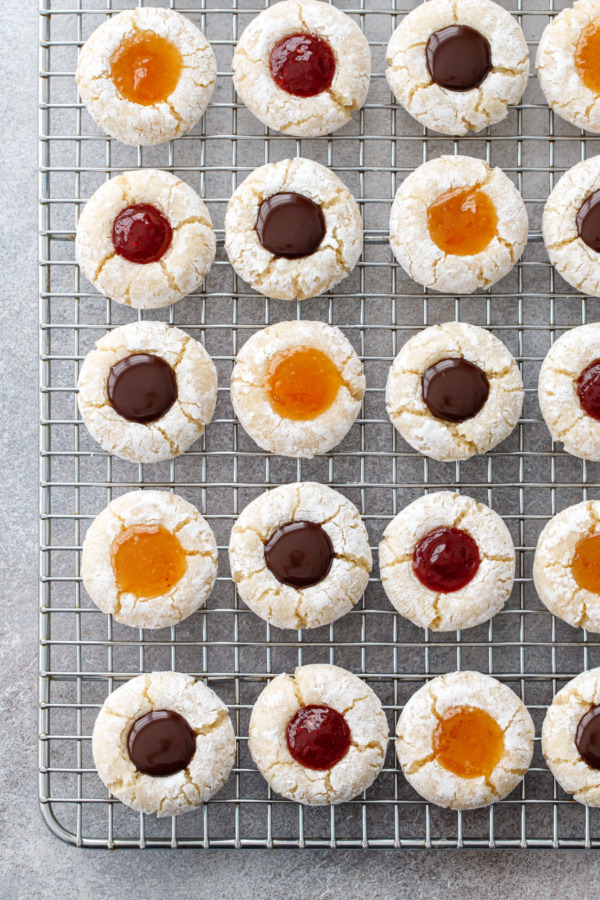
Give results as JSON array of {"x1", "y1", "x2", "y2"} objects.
[{"x1": 39, "y1": 0, "x2": 600, "y2": 848}]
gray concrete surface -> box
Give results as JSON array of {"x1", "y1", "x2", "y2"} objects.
[{"x1": 2, "y1": 1, "x2": 600, "y2": 897}]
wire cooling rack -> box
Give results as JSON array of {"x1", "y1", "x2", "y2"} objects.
[{"x1": 39, "y1": 0, "x2": 600, "y2": 849}]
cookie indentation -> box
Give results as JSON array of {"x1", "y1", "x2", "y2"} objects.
[
  {"x1": 576, "y1": 706, "x2": 600, "y2": 769},
  {"x1": 413, "y1": 527, "x2": 480, "y2": 594},
  {"x1": 578, "y1": 360, "x2": 600, "y2": 422},
  {"x1": 107, "y1": 354, "x2": 177, "y2": 424},
  {"x1": 426, "y1": 26, "x2": 491, "y2": 92},
  {"x1": 422, "y1": 358, "x2": 490, "y2": 423},
  {"x1": 270, "y1": 33, "x2": 335, "y2": 97},
  {"x1": 571, "y1": 533, "x2": 600, "y2": 594},
  {"x1": 110, "y1": 31, "x2": 182, "y2": 106},
  {"x1": 575, "y1": 19, "x2": 600, "y2": 95},
  {"x1": 266, "y1": 347, "x2": 342, "y2": 421},
  {"x1": 432, "y1": 705, "x2": 504, "y2": 779},
  {"x1": 265, "y1": 521, "x2": 334, "y2": 588},
  {"x1": 427, "y1": 187, "x2": 498, "y2": 257},
  {"x1": 286, "y1": 705, "x2": 351, "y2": 770},
  {"x1": 128, "y1": 709, "x2": 196, "y2": 777},
  {"x1": 576, "y1": 191, "x2": 600, "y2": 253},
  {"x1": 111, "y1": 524, "x2": 187, "y2": 599},
  {"x1": 256, "y1": 192, "x2": 325, "y2": 259},
  {"x1": 112, "y1": 203, "x2": 173, "y2": 264}
]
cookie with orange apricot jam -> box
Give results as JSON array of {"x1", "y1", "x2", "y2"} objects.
[
  {"x1": 82, "y1": 490, "x2": 217, "y2": 629},
  {"x1": 389, "y1": 155, "x2": 528, "y2": 294},
  {"x1": 76, "y1": 7, "x2": 216, "y2": 146},
  {"x1": 537, "y1": 0, "x2": 600, "y2": 134},
  {"x1": 396, "y1": 671, "x2": 534, "y2": 810},
  {"x1": 230, "y1": 320, "x2": 365, "y2": 458},
  {"x1": 534, "y1": 499, "x2": 600, "y2": 634}
]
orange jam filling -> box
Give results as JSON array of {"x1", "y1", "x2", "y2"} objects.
[
  {"x1": 266, "y1": 347, "x2": 343, "y2": 421},
  {"x1": 571, "y1": 533, "x2": 600, "y2": 594},
  {"x1": 427, "y1": 187, "x2": 498, "y2": 256},
  {"x1": 110, "y1": 31, "x2": 183, "y2": 106},
  {"x1": 110, "y1": 524, "x2": 187, "y2": 599},
  {"x1": 432, "y1": 705, "x2": 504, "y2": 779},
  {"x1": 575, "y1": 20, "x2": 600, "y2": 95}
]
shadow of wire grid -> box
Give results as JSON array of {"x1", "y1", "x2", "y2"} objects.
[{"x1": 38, "y1": 0, "x2": 600, "y2": 848}]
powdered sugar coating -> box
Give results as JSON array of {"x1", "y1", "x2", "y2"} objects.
[
  {"x1": 542, "y1": 667, "x2": 600, "y2": 806},
  {"x1": 82, "y1": 490, "x2": 218, "y2": 629},
  {"x1": 537, "y1": 0, "x2": 600, "y2": 134},
  {"x1": 379, "y1": 491, "x2": 515, "y2": 632},
  {"x1": 385, "y1": 322, "x2": 524, "y2": 461},
  {"x1": 248, "y1": 664, "x2": 389, "y2": 805},
  {"x1": 92, "y1": 672, "x2": 235, "y2": 816},
  {"x1": 386, "y1": 0, "x2": 529, "y2": 136},
  {"x1": 229, "y1": 482, "x2": 371, "y2": 630},
  {"x1": 77, "y1": 321, "x2": 217, "y2": 464},
  {"x1": 232, "y1": 0, "x2": 371, "y2": 137},
  {"x1": 76, "y1": 7, "x2": 216, "y2": 146},
  {"x1": 534, "y1": 500, "x2": 600, "y2": 633},
  {"x1": 389, "y1": 156, "x2": 528, "y2": 294},
  {"x1": 543, "y1": 157, "x2": 600, "y2": 297},
  {"x1": 231, "y1": 320, "x2": 365, "y2": 458},
  {"x1": 396, "y1": 671, "x2": 534, "y2": 810},
  {"x1": 538, "y1": 323, "x2": 600, "y2": 461},
  {"x1": 76, "y1": 169, "x2": 216, "y2": 309},
  {"x1": 224, "y1": 158, "x2": 362, "y2": 301}
]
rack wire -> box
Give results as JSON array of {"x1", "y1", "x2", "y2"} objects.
[{"x1": 38, "y1": 0, "x2": 600, "y2": 849}]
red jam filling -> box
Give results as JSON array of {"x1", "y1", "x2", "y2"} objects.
[
  {"x1": 269, "y1": 33, "x2": 336, "y2": 98},
  {"x1": 112, "y1": 203, "x2": 173, "y2": 264},
  {"x1": 286, "y1": 704, "x2": 351, "y2": 770},
  {"x1": 577, "y1": 359, "x2": 600, "y2": 421},
  {"x1": 413, "y1": 526, "x2": 480, "y2": 593}
]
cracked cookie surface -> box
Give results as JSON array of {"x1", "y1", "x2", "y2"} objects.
[
  {"x1": 77, "y1": 321, "x2": 217, "y2": 464},
  {"x1": 537, "y1": 0, "x2": 600, "y2": 134},
  {"x1": 224, "y1": 158, "x2": 363, "y2": 301},
  {"x1": 92, "y1": 671, "x2": 235, "y2": 816},
  {"x1": 76, "y1": 169, "x2": 216, "y2": 309},
  {"x1": 232, "y1": 0, "x2": 370, "y2": 137},
  {"x1": 248, "y1": 664, "x2": 389, "y2": 805},
  {"x1": 385, "y1": 322, "x2": 523, "y2": 461},
  {"x1": 542, "y1": 667, "x2": 600, "y2": 806},
  {"x1": 229, "y1": 482, "x2": 371, "y2": 630},
  {"x1": 386, "y1": 0, "x2": 529, "y2": 136},
  {"x1": 230, "y1": 320, "x2": 365, "y2": 458},
  {"x1": 543, "y1": 157, "x2": 600, "y2": 297},
  {"x1": 538, "y1": 323, "x2": 600, "y2": 460},
  {"x1": 396, "y1": 670, "x2": 534, "y2": 810},
  {"x1": 534, "y1": 500, "x2": 600, "y2": 633},
  {"x1": 82, "y1": 490, "x2": 218, "y2": 629},
  {"x1": 379, "y1": 491, "x2": 515, "y2": 632},
  {"x1": 389, "y1": 156, "x2": 528, "y2": 294},
  {"x1": 76, "y1": 7, "x2": 216, "y2": 146}
]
